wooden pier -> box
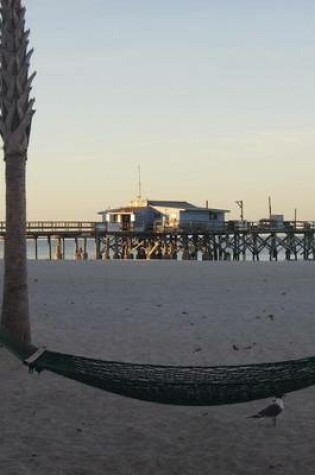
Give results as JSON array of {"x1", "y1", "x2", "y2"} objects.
[
  {"x1": 1, "y1": 221, "x2": 315, "y2": 261},
  {"x1": 0, "y1": 222, "x2": 96, "y2": 261}
]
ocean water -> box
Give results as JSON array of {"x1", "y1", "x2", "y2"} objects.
[
  {"x1": 0, "y1": 237, "x2": 309, "y2": 261},
  {"x1": 0, "y1": 238, "x2": 98, "y2": 261}
]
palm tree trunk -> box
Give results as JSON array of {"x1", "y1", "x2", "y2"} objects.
[
  {"x1": 1, "y1": 152, "x2": 30, "y2": 343},
  {"x1": 0, "y1": 0, "x2": 35, "y2": 346}
]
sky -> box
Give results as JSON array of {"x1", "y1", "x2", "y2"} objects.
[{"x1": 1, "y1": 0, "x2": 315, "y2": 221}]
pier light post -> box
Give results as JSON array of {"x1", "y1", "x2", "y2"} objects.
[
  {"x1": 0, "y1": 0, "x2": 36, "y2": 345},
  {"x1": 235, "y1": 200, "x2": 244, "y2": 222}
]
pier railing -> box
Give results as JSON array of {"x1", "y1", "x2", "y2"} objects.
[
  {"x1": 0, "y1": 220, "x2": 315, "y2": 236},
  {"x1": 0, "y1": 221, "x2": 96, "y2": 235}
]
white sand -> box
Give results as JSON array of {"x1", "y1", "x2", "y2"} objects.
[{"x1": 0, "y1": 260, "x2": 314, "y2": 475}]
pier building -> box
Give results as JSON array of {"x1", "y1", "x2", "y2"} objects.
[{"x1": 98, "y1": 198, "x2": 229, "y2": 233}]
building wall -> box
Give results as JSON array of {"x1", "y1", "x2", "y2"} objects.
[
  {"x1": 150, "y1": 205, "x2": 181, "y2": 224},
  {"x1": 180, "y1": 210, "x2": 225, "y2": 229},
  {"x1": 134, "y1": 208, "x2": 158, "y2": 231},
  {"x1": 103, "y1": 207, "x2": 162, "y2": 232}
]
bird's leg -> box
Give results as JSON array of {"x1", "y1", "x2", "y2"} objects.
[{"x1": 272, "y1": 417, "x2": 277, "y2": 427}]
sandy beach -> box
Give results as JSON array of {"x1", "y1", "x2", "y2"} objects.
[{"x1": 0, "y1": 260, "x2": 314, "y2": 474}]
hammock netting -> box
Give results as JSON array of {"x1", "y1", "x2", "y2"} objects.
[
  {"x1": 23, "y1": 348, "x2": 315, "y2": 406},
  {"x1": 1, "y1": 330, "x2": 314, "y2": 406}
]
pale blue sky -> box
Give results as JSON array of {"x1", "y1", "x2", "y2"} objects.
[{"x1": 2, "y1": 0, "x2": 315, "y2": 221}]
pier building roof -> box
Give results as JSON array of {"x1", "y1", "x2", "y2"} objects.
[{"x1": 148, "y1": 200, "x2": 229, "y2": 213}]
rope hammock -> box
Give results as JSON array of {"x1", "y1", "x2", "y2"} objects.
[
  {"x1": 21, "y1": 347, "x2": 315, "y2": 406},
  {"x1": 1, "y1": 329, "x2": 315, "y2": 406}
]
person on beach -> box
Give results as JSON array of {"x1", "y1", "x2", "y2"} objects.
[{"x1": 75, "y1": 247, "x2": 83, "y2": 260}]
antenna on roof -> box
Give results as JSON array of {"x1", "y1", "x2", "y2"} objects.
[{"x1": 137, "y1": 164, "x2": 142, "y2": 199}]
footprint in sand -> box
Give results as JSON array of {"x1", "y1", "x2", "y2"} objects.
[{"x1": 193, "y1": 347, "x2": 202, "y2": 353}]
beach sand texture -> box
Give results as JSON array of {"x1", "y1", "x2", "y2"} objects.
[{"x1": 0, "y1": 260, "x2": 314, "y2": 475}]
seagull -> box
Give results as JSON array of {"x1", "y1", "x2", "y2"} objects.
[{"x1": 247, "y1": 397, "x2": 284, "y2": 426}]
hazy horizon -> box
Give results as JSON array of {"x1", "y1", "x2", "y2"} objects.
[{"x1": 1, "y1": 0, "x2": 315, "y2": 222}]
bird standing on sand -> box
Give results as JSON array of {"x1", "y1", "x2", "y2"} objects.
[{"x1": 247, "y1": 397, "x2": 284, "y2": 426}]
